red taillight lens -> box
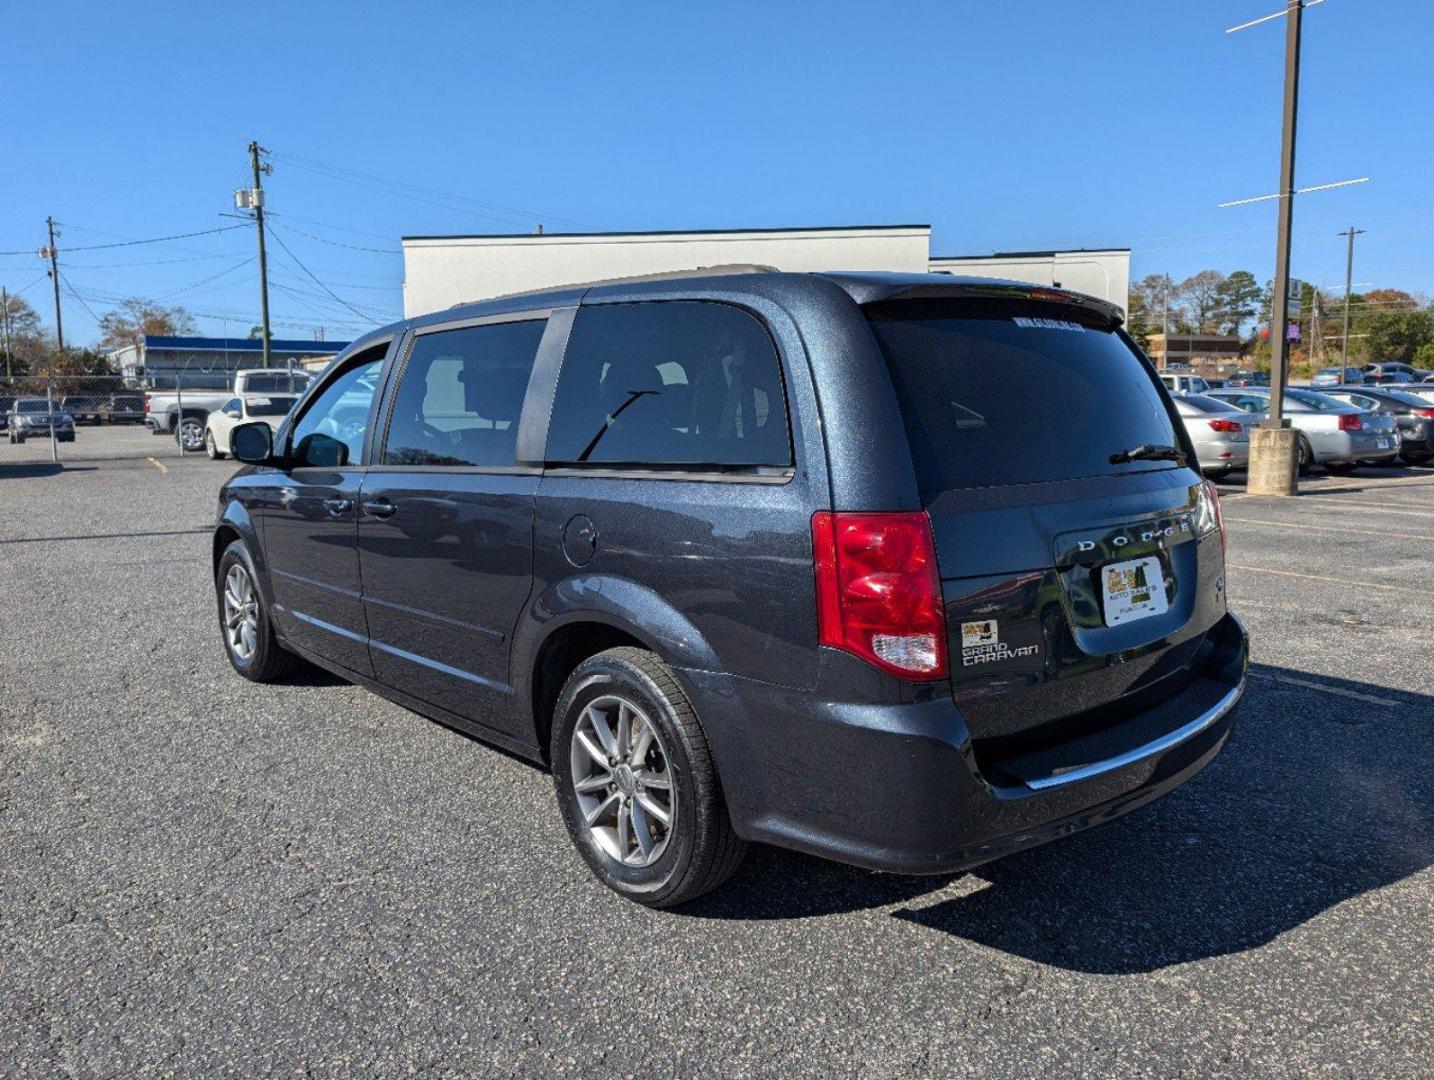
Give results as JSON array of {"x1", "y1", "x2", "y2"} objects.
[
  {"x1": 1338, "y1": 413, "x2": 1362, "y2": 431},
  {"x1": 1414, "y1": 408, "x2": 1434, "y2": 419},
  {"x1": 812, "y1": 511, "x2": 948, "y2": 680},
  {"x1": 1207, "y1": 419, "x2": 1243, "y2": 433},
  {"x1": 143, "y1": 394, "x2": 151, "y2": 413}
]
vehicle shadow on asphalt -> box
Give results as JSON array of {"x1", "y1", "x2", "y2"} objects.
[{"x1": 697, "y1": 664, "x2": 1433, "y2": 974}]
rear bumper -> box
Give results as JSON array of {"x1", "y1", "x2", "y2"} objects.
[{"x1": 682, "y1": 611, "x2": 1248, "y2": 875}]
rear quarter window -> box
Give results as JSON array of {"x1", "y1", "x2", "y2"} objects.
[
  {"x1": 864, "y1": 300, "x2": 1180, "y2": 492},
  {"x1": 546, "y1": 301, "x2": 791, "y2": 469}
]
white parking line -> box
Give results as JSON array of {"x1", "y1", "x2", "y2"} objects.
[
  {"x1": 1249, "y1": 671, "x2": 1400, "y2": 708},
  {"x1": 1227, "y1": 564, "x2": 1434, "y2": 597},
  {"x1": 1222, "y1": 516, "x2": 1434, "y2": 542},
  {"x1": 1284, "y1": 497, "x2": 1434, "y2": 517}
]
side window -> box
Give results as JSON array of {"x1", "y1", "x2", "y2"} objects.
[
  {"x1": 288, "y1": 354, "x2": 385, "y2": 468},
  {"x1": 546, "y1": 301, "x2": 791, "y2": 468},
  {"x1": 382, "y1": 319, "x2": 546, "y2": 468}
]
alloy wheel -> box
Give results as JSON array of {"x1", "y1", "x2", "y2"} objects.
[
  {"x1": 222, "y1": 563, "x2": 260, "y2": 662},
  {"x1": 569, "y1": 694, "x2": 675, "y2": 868},
  {"x1": 178, "y1": 418, "x2": 204, "y2": 452}
]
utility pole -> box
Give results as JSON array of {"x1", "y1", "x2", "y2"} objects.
[
  {"x1": 245, "y1": 141, "x2": 273, "y2": 368},
  {"x1": 1338, "y1": 226, "x2": 1365, "y2": 381},
  {"x1": 43, "y1": 216, "x2": 64, "y2": 352},
  {"x1": 1, "y1": 286, "x2": 12, "y2": 378},
  {"x1": 1265, "y1": 0, "x2": 1301, "y2": 428}
]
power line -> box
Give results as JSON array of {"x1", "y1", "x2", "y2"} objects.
[
  {"x1": 269, "y1": 217, "x2": 402, "y2": 254},
  {"x1": 59, "y1": 273, "x2": 105, "y2": 326},
  {"x1": 270, "y1": 149, "x2": 595, "y2": 230},
  {"x1": 264, "y1": 222, "x2": 393, "y2": 324},
  {"x1": 154, "y1": 256, "x2": 258, "y2": 301},
  {"x1": 50, "y1": 223, "x2": 248, "y2": 253}
]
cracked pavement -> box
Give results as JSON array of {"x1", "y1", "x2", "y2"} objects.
[{"x1": 1, "y1": 455, "x2": 1430, "y2": 1077}]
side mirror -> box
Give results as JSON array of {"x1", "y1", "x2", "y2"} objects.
[
  {"x1": 223, "y1": 406, "x2": 243, "y2": 419},
  {"x1": 231, "y1": 421, "x2": 275, "y2": 464}
]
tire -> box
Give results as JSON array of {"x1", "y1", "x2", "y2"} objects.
[
  {"x1": 1203, "y1": 466, "x2": 1232, "y2": 481},
  {"x1": 205, "y1": 430, "x2": 226, "y2": 460},
  {"x1": 176, "y1": 415, "x2": 205, "y2": 453},
  {"x1": 216, "y1": 540, "x2": 297, "y2": 682},
  {"x1": 1324, "y1": 461, "x2": 1357, "y2": 474},
  {"x1": 1297, "y1": 435, "x2": 1314, "y2": 476},
  {"x1": 550, "y1": 647, "x2": 746, "y2": 908}
]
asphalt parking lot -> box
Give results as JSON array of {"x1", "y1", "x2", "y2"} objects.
[{"x1": 2, "y1": 454, "x2": 1430, "y2": 1078}]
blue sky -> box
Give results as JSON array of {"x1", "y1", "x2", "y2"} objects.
[{"x1": 3, "y1": 0, "x2": 1431, "y2": 345}]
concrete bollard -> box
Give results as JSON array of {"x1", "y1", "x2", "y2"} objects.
[{"x1": 1248, "y1": 426, "x2": 1299, "y2": 496}]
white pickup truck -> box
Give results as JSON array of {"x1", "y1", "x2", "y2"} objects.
[{"x1": 146, "y1": 368, "x2": 312, "y2": 451}]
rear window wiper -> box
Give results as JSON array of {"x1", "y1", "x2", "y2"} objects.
[{"x1": 1108, "y1": 443, "x2": 1187, "y2": 466}]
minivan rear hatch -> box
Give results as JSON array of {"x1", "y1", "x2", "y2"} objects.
[{"x1": 864, "y1": 293, "x2": 1228, "y2": 763}]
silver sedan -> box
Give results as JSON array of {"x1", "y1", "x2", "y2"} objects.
[
  {"x1": 1172, "y1": 394, "x2": 1254, "y2": 477},
  {"x1": 1204, "y1": 386, "x2": 1399, "y2": 474}
]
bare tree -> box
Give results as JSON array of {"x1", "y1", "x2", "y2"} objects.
[
  {"x1": 1178, "y1": 271, "x2": 1226, "y2": 335},
  {"x1": 97, "y1": 298, "x2": 198, "y2": 354}
]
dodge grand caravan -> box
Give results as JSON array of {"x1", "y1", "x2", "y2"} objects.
[{"x1": 214, "y1": 268, "x2": 1247, "y2": 907}]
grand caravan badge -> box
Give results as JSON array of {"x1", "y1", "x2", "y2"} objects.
[{"x1": 960, "y1": 619, "x2": 1040, "y2": 667}]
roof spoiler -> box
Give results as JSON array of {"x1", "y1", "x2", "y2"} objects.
[{"x1": 858, "y1": 280, "x2": 1125, "y2": 327}]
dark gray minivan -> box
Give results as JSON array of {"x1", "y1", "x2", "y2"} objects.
[{"x1": 215, "y1": 268, "x2": 1247, "y2": 907}]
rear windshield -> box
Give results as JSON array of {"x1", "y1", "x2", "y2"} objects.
[
  {"x1": 865, "y1": 300, "x2": 1180, "y2": 492},
  {"x1": 1175, "y1": 393, "x2": 1235, "y2": 415},
  {"x1": 1285, "y1": 388, "x2": 1345, "y2": 410},
  {"x1": 247, "y1": 396, "x2": 297, "y2": 417},
  {"x1": 242, "y1": 373, "x2": 311, "y2": 394}
]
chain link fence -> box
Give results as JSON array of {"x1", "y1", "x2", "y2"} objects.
[{"x1": 2, "y1": 368, "x2": 312, "y2": 467}]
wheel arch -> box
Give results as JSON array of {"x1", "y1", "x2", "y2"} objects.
[{"x1": 514, "y1": 575, "x2": 723, "y2": 761}]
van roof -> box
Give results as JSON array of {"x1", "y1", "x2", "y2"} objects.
[{"x1": 422, "y1": 268, "x2": 1125, "y2": 329}]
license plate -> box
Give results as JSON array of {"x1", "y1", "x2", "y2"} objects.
[
  {"x1": 1101, "y1": 556, "x2": 1169, "y2": 627},
  {"x1": 1376, "y1": 438, "x2": 1390, "y2": 449}
]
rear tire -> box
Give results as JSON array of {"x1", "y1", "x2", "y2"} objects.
[
  {"x1": 216, "y1": 540, "x2": 297, "y2": 682},
  {"x1": 551, "y1": 647, "x2": 746, "y2": 908},
  {"x1": 1402, "y1": 451, "x2": 1432, "y2": 466},
  {"x1": 1324, "y1": 461, "x2": 1357, "y2": 474},
  {"x1": 1297, "y1": 435, "x2": 1315, "y2": 476},
  {"x1": 205, "y1": 430, "x2": 226, "y2": 460}
]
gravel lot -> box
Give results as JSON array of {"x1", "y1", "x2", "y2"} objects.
[{"x1": 2, "y1": 454, "x2": 1430, "y2": 1078}]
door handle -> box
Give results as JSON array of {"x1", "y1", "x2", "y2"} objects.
[
  {"x1": 322, "y1": 498, "x2": 353, "y2": 517},
  {"x1": 362, "y1": 499, "x2": 396, "y2": 518}
]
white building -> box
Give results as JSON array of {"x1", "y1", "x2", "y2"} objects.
[{"x1": 401, "y1": 226, "x2": 1129, "y2": 318}]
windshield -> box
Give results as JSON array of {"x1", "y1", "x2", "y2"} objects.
[
  {"x1": 865, "y1": 300, "x2": 1181, "y2": 491},
  {"x1": 16, "y1": 399, "x2": 51, "y2": 412}
]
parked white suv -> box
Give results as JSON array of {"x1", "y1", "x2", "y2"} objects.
[{"x1": 1160, "y1": 373, "x2": 1210, "y2": 395}]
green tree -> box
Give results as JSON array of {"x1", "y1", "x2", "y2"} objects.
[
  {"x1": 1213, "y1": 270, "x2": 1265, "y2": 337},
  {"x1": 1360, "y1": 308, "x2": 1434, "y2": 363},
  {"x1": 1413, "y1": 342, "x2": 1434, "y2": 369},
  {"x1": 97, "y1": 298, "x2": 197, "y2": 353}
]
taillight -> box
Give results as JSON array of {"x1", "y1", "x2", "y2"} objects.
[
  {"x1": 1196, "y1": 479, "x2": 1227, "y2": 560},
  {"x1": 1414, "y1": 408, "x2": 1434, "y2": 419},
  {"x1": 811, "y1": 511, "x2": 948, "y2": 680},
  {"x1": 143, "y1": 394, "x2": 151, "y2": 413},
  {"x1": 1207, "y1": 419, "x2": 1243, "y2": 433},
  {"x1": 1338, "y1": 413, "x2": 1362, "y2": 431}
]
